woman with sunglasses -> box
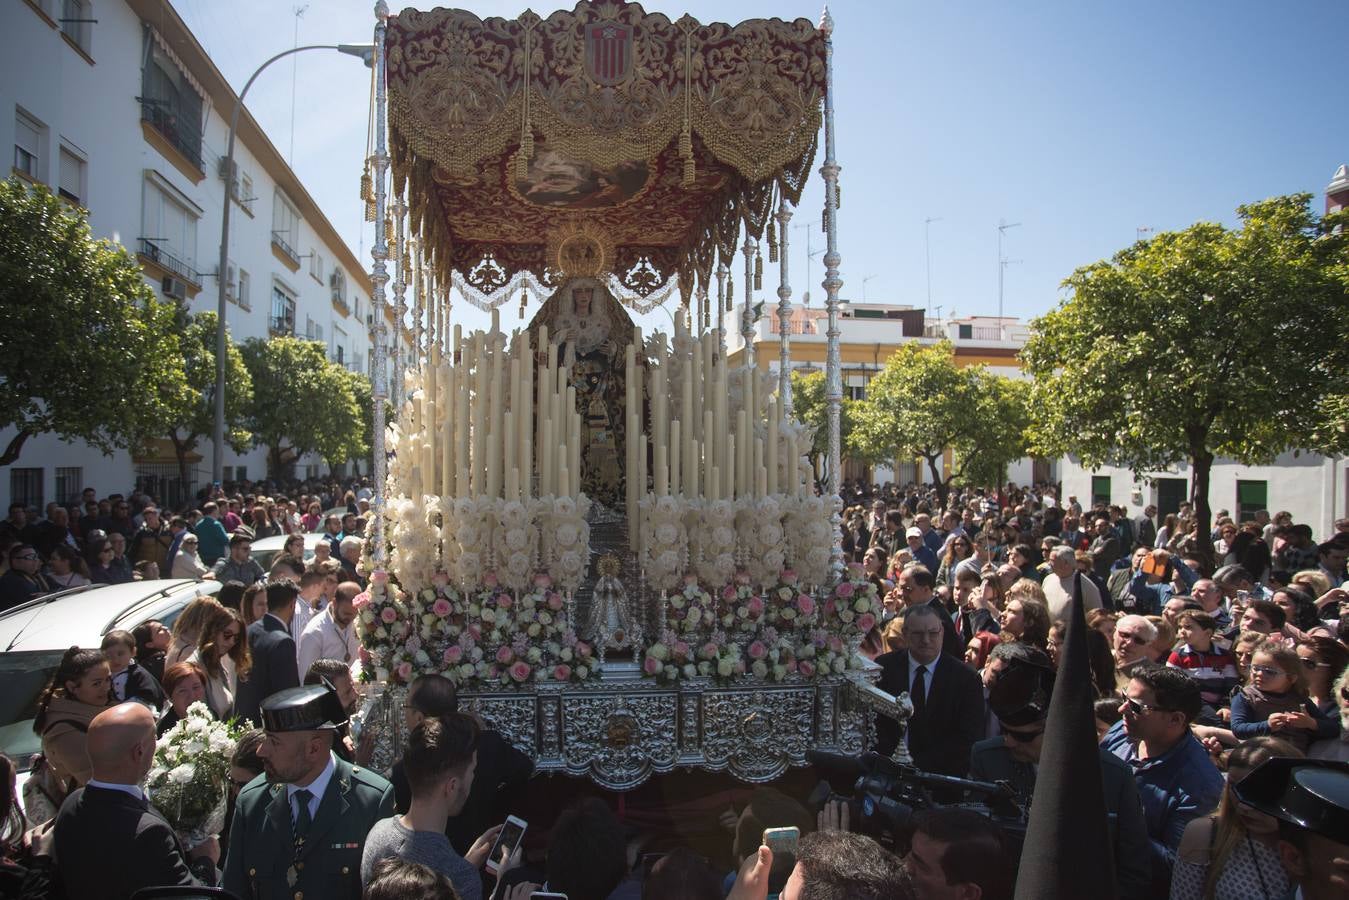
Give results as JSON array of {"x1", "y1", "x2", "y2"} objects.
[
  {"x1": 1171, "y1": 736, "x2": 1300, "y2": 900},
  {"x1": 187, "y1": 606, "x2": 251, "y2": 719},
  {"x1": 1230, "y1": 640, "x2": 1338, "y2": 753},
  {"x1": 1309, "y1": 667, "x2": 1349, "y2": 762},
  {"x1": 936, "y1": 535, "x2": 974, "y2": 589},
  {"x1": 85, "y1": 538, "x2": 131, "y2": 585},
  {"x1": 1296, "y1": 637, "x2": 1349, "y2": 724}
]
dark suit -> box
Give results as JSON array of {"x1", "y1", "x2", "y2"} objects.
[
  {"x1": 1088, "y1": 534, "x2": 1122, "y2": 579},
  {"x1": 920, "y1": 596, "x2": 962, "y2": 659},
  {"x1": 874, "y1": 651, "x2": 985, "y2": 777},
  {"x1": 53, "y1": 784, "x2": 212, "y2": 899},
  {"x1": 223, "y1": 756, "x2": 394, "y2": 900},
  {"x1": 233, "y1": 613, "x2": 299, "y2": 727},
  {"x1": 391, "y1": 727, "x2": 535, "y2": 854},
  {"x1": 955, "y1": 605, "x2": 999, "y2": 642},
  {"x1": 1132, "y1": 515, "x2": 1156, "y2": 550}
]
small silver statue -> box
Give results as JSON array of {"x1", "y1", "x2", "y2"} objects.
[{"x1": 586, "y1": 554, "x2": 641, "y2": 662}]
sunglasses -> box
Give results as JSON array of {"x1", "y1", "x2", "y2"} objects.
[
  {"x1": 1122, "y1": 697, "x2": 1172, "y2": 717},
  {"x1": 1117, "y1": 631, "x2": 1148, "y2": 645},
  {"x1": 1299, "y1": 657, "x2": 1328, "y2": 670},
  {"x1": 229, "y1": 775, "x2": 253, "y2": 788},
  {"x1": 1003, "y1": 727, "x2": 1045, "y2": 744},
  {"x1": 1250, "y1": 665, "x2": 1286, "y2": 678},
  {"x1": 14, "y1": 554, "x2": 38, "y2": 561}
]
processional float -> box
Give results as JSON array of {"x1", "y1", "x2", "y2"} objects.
[{"x1": 357, "y1": 1, "x2": 893, "y2": 789}]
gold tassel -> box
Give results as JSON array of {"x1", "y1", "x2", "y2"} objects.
[
  {"x1": 361, "y1": 160, "x2": 375, "y2": 223},
  {"x1": 385, "y1": 217, "x2": 394, "y2": 245},
  {"x1": 679, "y1": 128, "x2": 694, "y2": 188},
  {"x1": 835, "y1": 183, "x2": 841, "y2": 210},
  {"x1": 365, "y1": 199, "x2": 377, "y2": 222},
  {"x1": 754, "y1": 250, "x2": 763, "y2": 291},
  {"x1": 517, "y1": 131, "x2": 534, "y2": 181},
  {"x1": 767, "y1": 221, "x2": 778, "y2": 263}
]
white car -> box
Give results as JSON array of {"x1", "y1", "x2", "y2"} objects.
[
  {"x1": 0, "y1": 579, "x2": 222, "y2": 781},
  {"x1": 247, "y1": 531, "x2": 329, "y2": 570}
]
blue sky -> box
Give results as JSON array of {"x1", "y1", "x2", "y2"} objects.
[{"x1": 177, "y1": 0, "x2": 1348, "y2": 334}]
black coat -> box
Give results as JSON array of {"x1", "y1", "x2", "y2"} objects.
[
  {"x1": 391, "y1": 726, "x2": 535, "y2": 855},
  {"x1": 53, "y1": 785, "x2": 213, "y2": 899},
  {"x1": 117, "y1": 660, "x2": 165, "y2": 709},
  {"x1": 874, "y1": 650, "x2": 986, "y2": 777},
  {"x1": 233, "y1": 613, "x2": 299, "y2": 727}
]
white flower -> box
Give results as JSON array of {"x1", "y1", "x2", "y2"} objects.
[{"x1": 168, "y1": 764, "x2": 195, "y2": 785}]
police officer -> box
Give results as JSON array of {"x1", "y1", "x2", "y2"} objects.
[
  {"x1": 223, "y1": 682, "x2": 394, "y2": 900},
  {"x1": 1234, "y1": 758, "x2": 1349, "y2": 900}
]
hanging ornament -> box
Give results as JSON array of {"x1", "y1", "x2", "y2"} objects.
[
  {"x1": 835, "y1": 183, "x2": 841, "y2": 210},
  {"x1": 384, "y1": 217, "x2": 394, "y2": 245},
  {"x1": 519, "y1": 286, "x2": 527, "y2": 319},
  {"x1": 679, "y1": 128, "x2": 695, "y2": 188},
  {"x1": 767, "y1": 221, "x2": 778, "y2": 263},
  {"x1": 361, "y1": 158, "x2": 376, "y2": 222},
  {"x1": 754, "y1": 250, "x2": 763, "y2": 291},
  {"x1": 517, "y1": 130, "x2": 535, "y2": 182}
]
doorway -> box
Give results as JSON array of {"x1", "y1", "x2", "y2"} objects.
[{"x1": 1155, "y1": 478, "x2": 1187, "y2": 520}]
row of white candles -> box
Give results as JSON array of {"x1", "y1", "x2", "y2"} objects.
[
  {"x1": 625, "y1": 315, "x2": 806, "y2": 551},
  {"x1": 404, "y1": 309, "x2": 583, "y2": 502}
]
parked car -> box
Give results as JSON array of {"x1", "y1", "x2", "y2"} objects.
[
  {"x1": 0, "y1": 579, "x2": 223, "y2": 782},
  {"x1": 248, "y1": 532, "x2": 327, "y2": 570}
]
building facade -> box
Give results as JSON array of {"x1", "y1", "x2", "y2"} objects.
[{"x1": 2, "y1": 0, "x2": 401, "y2": 509}]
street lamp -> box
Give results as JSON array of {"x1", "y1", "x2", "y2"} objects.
[{"x1": 213, "y1": 42, "x2": 374, "y2": 486}]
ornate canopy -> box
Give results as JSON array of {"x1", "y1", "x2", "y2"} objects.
[{"x1": 386, "y1": 1, "x2": 827, "y2": 309}]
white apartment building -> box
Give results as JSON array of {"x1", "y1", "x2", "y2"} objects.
[{"x1": 2, "y1": 0, "x2": 403, "y2": 509}]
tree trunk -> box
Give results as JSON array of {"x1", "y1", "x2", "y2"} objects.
[
  {"x1": 0, "y1": 429, "x2": 34, "y2": 466},
  {"x1": 1189, "y1": 447, "x2": 1216, "y2": 573},
  {"x1": 169, "y1": 432, "x2": 195, "y2": 497},
  {"x1": 925, "y1": 453, "x2": 948, "y2": 509}
]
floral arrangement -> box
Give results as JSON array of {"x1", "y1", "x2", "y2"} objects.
[
  {"x1": 356, "y1": 569, "x2": 598, "y2": 688},
  {"x1": 541, "y1": 494, "x2": 591, "y2": 593},
  {"x1": 146, "y1": 702, "x2": 248, "y2": 848},
  {"x1": 640, "y1": 495, "x2": 688, "y2": 591},
  {"x1": 494, "y1": 499, "x2": 539, "y2": 591},
  {"x1": 694, "y1": 499, "x2": 738, "y2": 587}
]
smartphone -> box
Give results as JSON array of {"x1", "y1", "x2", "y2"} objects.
[
  {"x1": 530, "y1": 894, "x2": 568, "y2": 899},
  {"x1": 485, "y1": 815, "x2": 527, "y2": 876},
  {"x1": 762, "y1": 825, "x2": 800, "y2": 858}
]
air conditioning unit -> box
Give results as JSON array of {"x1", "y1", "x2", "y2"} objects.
[
  {"x1": 161, "y1": 276, "x2": 187, "y2": 301},
  {"x1": 224, "y1": 263, "x2": 237, "y2": 300},
  {"x1": 217, "y1": 157, "x2": 237, "y2": 181}
]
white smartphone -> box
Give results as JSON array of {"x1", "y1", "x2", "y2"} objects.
[
  {"x1": 531, "y1": 894, "x2": 569, "y2": 900},
  {"x1": 762, "y1": 825, "x2": 800, "y2": 858},
  {"x1": 485, "y1": 815, "x2": 528, "y2": 876}
]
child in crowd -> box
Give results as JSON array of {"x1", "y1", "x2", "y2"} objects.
[
  {"x1": 101, "y1": 629, "x2": 165, "y2": 709},
  {"x1": 1167, "y1": 611, "x2": 1239, "y2": 708}
]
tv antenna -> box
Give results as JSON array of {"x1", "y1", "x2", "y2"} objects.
[{"x1": 997, "y1": 219, "x2": 1021, "y2": 322}]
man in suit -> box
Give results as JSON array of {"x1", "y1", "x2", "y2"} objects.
[
  {"x1": 224, "y1": 683, "x2": 395, "y2": 900},
  {"x1": 1088, "y1": 516, "x2": 1123, "y2": 580},
  {"x1": 390, "y1": 673, "x2": 534, "y2": 855},
  {"x1": 894, "y1": 564, "x2": 960, "y2": 657},
  {"x1": 53, "y1": 703, "x2": 217, "y2": 896},
  {"x1": 1134, "y1": 505, "x2": 1158, "y2": 550},
  {"x1": 234, "y1": 578, "x2": 302, "y2": 727},
  {"x1": 874, "y1": 605, "x2": 985, "y2": 776}
]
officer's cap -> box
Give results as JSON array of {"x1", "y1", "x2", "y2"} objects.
[
  {"x1": 1234, "y1": 758, "x2": 1349, "y2": 842},
  {"x1": 260, "y1": 682, "x2": 347, "y2": 733}
]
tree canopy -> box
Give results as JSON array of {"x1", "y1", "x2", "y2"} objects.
[
  {"x1": 0, "y1": 178, "x2": 189, "y2": 465},
  {"x1": 847, "y1": 341, "x2": 1030, "y2": 503},
  {"x1": 789, "y1": 369, "x2": 857, "y2": 474},
  {"x1": 165, "y1": 311, "x2": 252, "y2": 485},
  {"x1": 241, "y1": 336, "x2": 365, "y2": 476},
  {"x1": 1022, "y1": 193, "x2": 1349, "y2": 547}
]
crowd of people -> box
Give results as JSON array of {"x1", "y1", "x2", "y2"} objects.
[{"x1": 0, "y1": 476, "x2": 1345, "y2": 899}]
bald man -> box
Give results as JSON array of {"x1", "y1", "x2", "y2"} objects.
[{"x1": 53, "y1": 703, "x2": 218, "y2": 897}]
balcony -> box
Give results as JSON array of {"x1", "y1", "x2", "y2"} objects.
[
  {"x1": 139, "y1": 98, "x2": 203, "y2": 172},
  {"x1": 271, "y1": 230, "x2": 301, "y2": 271},
  {"x1": 137, "y1": 238, "x2": 201, "y2": 289},
  {"x1": 269, "y1": 314, "x2": 296, "y2": 336}
]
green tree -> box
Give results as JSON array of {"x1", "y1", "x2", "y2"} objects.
[
  {"x1": 336, "y1": 368, "x2": 373, "y2": 473},
  {"x1": 789, "y1": 369, "x2": 857, "y2": 475},
  {"x1": 847, "y1": 341, "x2": 1030, "y2": 506},
  {"x1": 0, "y1": 178, "x2": 188, "y2": 464},
  {"x1": 166, "y1": 311, "x2": 253, "y2": 488},
  {"x1": 241, "y1": 337, "x2": 363, "y2": 476},
  {"x1": 1022, "y1": 194, "x2": 1349, "y2": 557}
]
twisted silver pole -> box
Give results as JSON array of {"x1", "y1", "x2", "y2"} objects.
[
  {"x1": 819, "y1": 7, "x2": 845, "y2": 582},
  {"x1": 775, "y1": 198, "x2": 794, "y2": 414},
  {"x1": 391, "y1": 199, "x2": 407, "y2": 412},
  {"x1": 369, "y1": 0, "x2": 390, "y2": 567},
  {"x1": 741, "y1": 236, "x2": 756, "y2": 368}
]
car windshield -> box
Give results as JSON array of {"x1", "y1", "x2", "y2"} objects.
[{"x1": 0, "y1": 649, "x2": 67, "y2": 773}]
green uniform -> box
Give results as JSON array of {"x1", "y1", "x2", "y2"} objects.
[{"x1": 223, "y1": 754, "x2": 394, "y2": 900}]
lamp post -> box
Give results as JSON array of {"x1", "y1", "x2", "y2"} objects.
[{"x1": 213, "y1": 42, "x2": 374, "y2": 486}]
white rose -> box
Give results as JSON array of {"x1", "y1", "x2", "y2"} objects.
[
  {"x1": 168, "y1": 764, "x2": 195, "y2": 785},
  {"x1": 683, "y1": 664, "x2": 697, "y2": 679},
  {"x1": 505, "y1": 529, "x2": 528, "y2": 550},
  {"x1": 716, "y1": 659, "x2": 734, "y2": 678},
  {"x1": 575, "y1": 665, "x2": 588, "y2": 679},
  {"x1": 751, "y1": 660, "x2": 768, "y2": 679},
  {"x1": 655, "y1": 524, "x2": 679, "y2": 545},
  {"x1": 555, "y1": 524, "x2": 579, "y2": 546}
]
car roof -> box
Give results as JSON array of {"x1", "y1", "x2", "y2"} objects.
[
  {"x1": 249, "y1": 532, "x2": 326, "y2": 551},
  {"x1": 0, "y1": 580, "x2": 223, "y2": 652}
]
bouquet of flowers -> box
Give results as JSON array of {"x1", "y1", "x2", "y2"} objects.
[{"x1": 146, "y1": 702, "x2": 247, "y2": 848}]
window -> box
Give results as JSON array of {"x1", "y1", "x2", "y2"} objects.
[
  {"x1": 270, "y1": 283, "x2": 296, "y2": 335},
  {"x1": 330, "y1": 268, "x2": 348, "y2": 313},
  {"x1": 141, "y1": 34, "x2": 204, "y2": 168},
  {"x1": 305, "y1": 316, "x2": 324, "y2": 343},
  {"x1": 332, "y1": 325, "x2": 347, "y2": 365},
  {"x1": 237, "y1": 268, "x2": 250, "y2": 310},
  {"x1": 845, "y1": 375, "x2": 866, "y2": 402},
  {"x1": 14, "y1": 109, "x2": 45, "y2": 180},
  {"x1": 351, "y1": 351, "x2": 364, "y2": 374},
  {"x1": 309, "y1": 249, "x2": 324, "y2": 283},
  {"x1": 1091, "y1": 475, "x2": 1111, "y2": 508},
  {"x1": 61, "y1": 0, "x2": 93, "y2": 55},
  {"x1": 10, "y1": 468, "x2": 43, "y2": 511},
  {"x1": 141, "y1": 174, "x2": 201, "y2": 283},
  {"x1": 57, "y1": 143, "x2": 86, "y2": 205},
  {"x1": 226, "y1": 465, "x2": 247, "y2": 482},
  {"x1": 54, "y1": 467, "x2": 82, "y2": 504},
  {"x1": 958, "y1": 323, "x2": 973, "y2": 340},
  {"x1": 238, "y1": 172, "x2": 254, "y2": 213},
  {"x1": 271, "y1": 191, "x2": 299, "y2": 264},
  {"x1": 1236, "y1": 480, "x2": 1267, "y2": 524}
]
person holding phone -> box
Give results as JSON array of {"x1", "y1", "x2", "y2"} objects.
[{"x1": 362, "y1": 714, "x2": 519, "y2": 900}]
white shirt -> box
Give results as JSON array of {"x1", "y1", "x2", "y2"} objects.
[
  {"x1": 287, "y1": 753, "x2": 336, "y2": 824},
  {"x1": 906, "y1": 652, "x2": 940, "y2": 700},
  {"x1": 291, "y1": 595, "x2": 324, "y2": 644},
  {"x1": 1042, "y1": 571, "x2": 1102, "y2": 621},
  {"x1": 297, "y1": 607, "x2": 360, "y2": 681},
  {"x1": 110, "y1": 668, "x2": 131, "y2": 702},
  {"x1": 87, "y1": 779, "x2": 146, "y2": 802}
]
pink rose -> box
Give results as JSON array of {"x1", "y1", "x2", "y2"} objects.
[
  {"x1": 432, "y1": 598, "x2": 452, "y2": 617},
  {"x1": 483, "y1": 572, "x2": 499, "y2": 587},
  {"x1": 495, "y1": 646, "x2": 514, "y2": 664},
  {"x1": 353, "y1": 591, "x2": 372, "y2": 611},
  {"x1": 509, "y1": 661, "x2": 531, "y2": 682},
  {"x1": 553, "y1": 664, "x2": 572, "y2": 681},
  {"x1": 701, "y1": 642, "x2": 719, "y2": 659},
  {"x1": 733, "y1": 660, "x2": 746, "y2": 675},
  {"x1": 734, "y1": 571, "x2": 750, "y2": 585},
  {"x1": 380, "y1": 607, "x2": 398, "y2": 624},
  {"x1": 746, "y1": 597, "x2": 764, "y2": 616},
  {"x1": 468, "y1": 625, "x2": 483, "y2": 641},
  {"x1": 748, "y1": 641, "x2": 767, "y2": 660},
  {"x1": 721, "y1": 585, "x2": 736, "y2": 601},
  {"x1": 798, "y1": 595, "x2": 816, "y2": 616},
  {"x1": 798, "y1": 660, "x2": 816, "y2": 678},
  {"x1": 358, "y1": 646, "x2": 371, "y2": 664},
  {"x1": 371, "y1": 570, "x2": 389, "y2": 586},
  {"x1": 396, "y1": 661, "x2": 413, "y2": 682},
  {"x1": 443, "y1": 646, "x2": 463, "y2": 664},
  {"x1": 432, "y1": 571, "x2": 450, "y2": 588},
  {"x1": 785, "y1": 659, "x2": 799, "y2": 674},
  {"x1": 576, "y1": 642, "x2": 593, "y2": 658},
  {"x1": 856, "y1": 613, "x2": 877, "y2": 633},
  {"x1": 827, "y1": 635, "x2": 844, "y2": 653},
  {"x1": 534, "y1": 573, "x2": 553, "y2": 588},
  {"x1": 643, "y1": 656, "x2": 662, "y2": 676},
  {"x1": 496, "y1": 593, "x2": 513, "y2": 610},
  {"x1": 836, "y1": 582, "x2": 855, "y2": 599},
  {"x1": 673, "y1": 641, "x2": 690, "y2": 660},
  {"x1": 781, "y1": 569, "x2": 798, "y2": 584},
  {"x1": 547, "y1": 592, "x2": 564, "y2": 611}
]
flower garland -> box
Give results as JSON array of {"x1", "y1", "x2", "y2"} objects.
[
  {"x1": 542, "y1": 494, "x2": 591, "y2": 593},
  {"x1": 494, "y1": 499, "x2": 538, "y2": 591},
  {"x1": 640, "y1": 494, "x2": 688, "y2": 591}
]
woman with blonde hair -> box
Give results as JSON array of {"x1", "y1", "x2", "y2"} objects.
[
  {"x1": 1170, "y1": 736, "x2": 1299, "y2": 900},
  {"x1": 187, "y1": 606, "x2": 251, "y2": 719},
  {"x1": 998, "y1": 589, "x2": 1051, "y2": 651},
  {"x1": 1230, "y1": 640, "x2": 1338, "y2": 753},
  {"x1": 165, "y1": 596, "x2": 223, "y2": 667}
]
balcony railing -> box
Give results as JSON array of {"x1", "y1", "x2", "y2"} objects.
[
  {"x1": 137, "y1": 238, "x2": 200, "y2": 287},
  {"x1": 269, "y1": 314, "x2": 295, "y2": 336},
  {"x1": 138, "y1": 98, "x2": 203, "y2": 170},
  {"x1": 271, "y1": 231, "x2": 300, "y2": 266}
]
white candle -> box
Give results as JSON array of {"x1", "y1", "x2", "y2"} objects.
[
  {"x1": 442, "y1": 363, "x2": 454, "y2": 497},
  {"x1": 709, "y1": 465, "x2": 720, "y2": 502},
  {"x1": 726, "y1": 432, "x2": 736, "y2": 500},
  {"x1": 754, "y1": 437, "x2": 764, "y2": 499},
  {"x1": 766, "y1": 397, "x2": 778, "y2": 496},
  {"x1": 655, "y1": 444, "x2": 668, "y2": 497},
  {"x1": 669, "y1": 419, "x2": 681, "y2": 496}
]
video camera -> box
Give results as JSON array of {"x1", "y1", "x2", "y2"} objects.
[{"x1": 808, "y1": 749, "x2": 1028, "y2": 851}]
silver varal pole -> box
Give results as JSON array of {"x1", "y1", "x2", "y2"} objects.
[
  {"x1": 369, "y1": 0, "x2": 391, "y2": 567},
  {"x1": 819, "y1": 7, "x2": 845, "y2": 581},
  {"x1": 391, "y1": 200, "x2": 407, "y2": 411},
  {"x1": 740, "y1": 236, "x2": 756, "y2": 366},
  {"x1": 775, "y1": 197, "x2": 794, "y2": 414},
  {"x1": 715, "y1": 262, "x2": 728, "y2": 353}
]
